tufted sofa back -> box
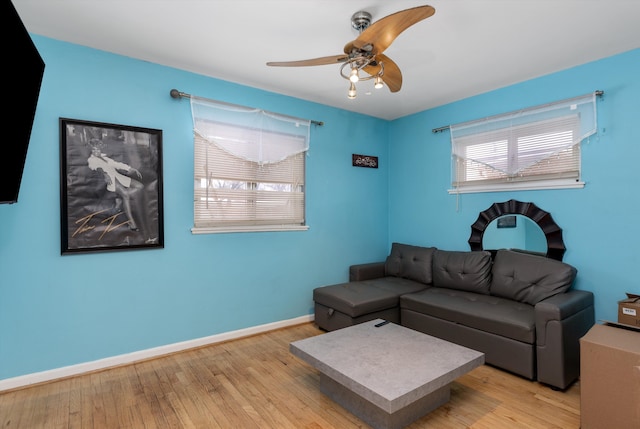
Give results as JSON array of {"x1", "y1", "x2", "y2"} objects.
[
  {"x1": 384, "y1": 243, "x2": 436, "y2": 284},
  {"x1": 490, "y1": 249, "x2": 577, "y2": 304},
  {"x1": 383, "y1": 244, "x2": 577, "y2": 305},
  {"x1": 431, "y1": 249, "x2": 493, "y2": 294}
]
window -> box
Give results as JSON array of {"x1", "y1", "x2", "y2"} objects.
[
  {"x1": 190, "y1": 98, "x2": 310, "y2": 233},
  {"x1": 449, "y1": 93, "x2": 598, "y2": 193}
]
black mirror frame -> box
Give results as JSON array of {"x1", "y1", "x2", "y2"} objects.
[{"x1": 468, "y1": 199, "x2": 566, "y2": 261}]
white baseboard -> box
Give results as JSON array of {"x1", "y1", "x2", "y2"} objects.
[{"x1": 0, "y1": 314, "x2": 314, "y2": 393}]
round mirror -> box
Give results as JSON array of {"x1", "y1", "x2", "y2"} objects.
[
  {"x1": 482, "y1": 214, "x2": 547, "y2": 255},
  {"x1": 468, "y1": 199, "x2": 566, "y2": 261}
]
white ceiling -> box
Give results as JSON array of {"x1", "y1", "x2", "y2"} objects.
[{"x1": 12, "y1": 0, "x2": 640, "y2": 120}]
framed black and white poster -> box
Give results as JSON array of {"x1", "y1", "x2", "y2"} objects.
[{"x1": 60, "y1": 118, "x2": 164, "y2": 254}]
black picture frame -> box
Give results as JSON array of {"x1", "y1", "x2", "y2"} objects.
[{"x1": 60, "y1": 118, "x2": 164, "y2": 254}]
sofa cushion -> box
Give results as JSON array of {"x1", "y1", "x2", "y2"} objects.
[
  {"x1": 400, "y1": 287, "x2": 536, "y2": 343},
  {"x1": 490, "y1": 249, "x2": 577, "y2": 305},
  {"x1": 432, "y1": 250, "x2": 492, "y2": 294},
  {"x1": 314, "y1": 282, "x2": 398, "y2": 317},
  {"x1": 313, "y1": 277, "x2": 427, "y2": 318},
  {"x1": 360, "y1": 277, "x2": 431, "y2": 296},
  {"x1": 384, "y1": 243, "x2": 435, "y2": 285}
]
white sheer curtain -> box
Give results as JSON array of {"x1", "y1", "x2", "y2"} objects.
[{"x1": 190, "y1": 98, "x2": 310, "y2": 164}]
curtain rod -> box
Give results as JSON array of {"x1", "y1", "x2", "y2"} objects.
[
  {"x1": 169, "y1": 89, "x2": 324, "y2": 127},
  {"x1": 431, "y1": 90, "x2": 604, "y2": 134}
]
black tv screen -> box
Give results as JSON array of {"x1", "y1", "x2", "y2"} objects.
[{"x1": 2, "y1": 1, "x2": 45, "y2": 204}]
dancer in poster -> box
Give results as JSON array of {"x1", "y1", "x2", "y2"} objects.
[{"x1": 87, "y1": 138, "x2": 145, "y2": 232}]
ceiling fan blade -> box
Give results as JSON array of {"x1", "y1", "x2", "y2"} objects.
[
  {"x1": 267, "y1": 54, "x2": 349, "y2": 67},
  {"x1": 348, "y1": 5, "x2": 435, "y2": 55},
  {"x1": 363, "y1": 54, "x2": 402, "y2": 93}
]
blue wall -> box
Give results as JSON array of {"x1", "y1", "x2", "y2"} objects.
[
  {"x1": 0, "y1": 36, "x2": 390, "y2": 379},
  {"x1": 0, "y1": 33, "x2": 637, "y2": 381},
  {"x1": 389, "y1": 48, "x2": 640, "y2": 330}
]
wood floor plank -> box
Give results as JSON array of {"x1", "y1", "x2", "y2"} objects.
[{"x1": 0, "y1": 322, "x2": 581, "y2": 428}]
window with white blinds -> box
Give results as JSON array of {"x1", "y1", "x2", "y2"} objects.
[
  {"x1": 449, "y1": 92, "x2": 598, "y2": 193},
  {"x1": 190, "y1": 97, "x2": 310, "y2": 233}
]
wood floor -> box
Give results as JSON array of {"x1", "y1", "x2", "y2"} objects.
[{"x1": 0, "y1": 322, "x2": 581, "y2": 428}]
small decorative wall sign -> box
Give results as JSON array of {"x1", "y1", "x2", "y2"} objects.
[
  {"x1": 352, "y1": 154, "x2": 378, "y2": 169},
  {"x1": 59, "y1": 118, "x2": 164, "y2": 254}
]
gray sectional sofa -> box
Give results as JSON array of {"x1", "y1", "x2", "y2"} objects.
[{"x1": 313, "y1": 243, "x2": 595, "y2": 390}]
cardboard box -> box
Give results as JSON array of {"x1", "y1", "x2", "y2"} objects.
[
  {"x1": 618, "y1": 292, "x2": 640, "y2": 327},
  {"x1": 580, "y1": 324, "x2": 640, "y2": 429}
]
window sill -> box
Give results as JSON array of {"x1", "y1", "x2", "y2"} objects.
[
  {"x1": 448, "y1": 180, "x2": 585, "y2": 194},
  {"x1": 191, "y1": 225, "x2": 309, "y2": 234}
]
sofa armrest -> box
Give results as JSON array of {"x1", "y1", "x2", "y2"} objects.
[
  {"x1": 535, "y1": 290, "x2": 594, "y2": 340},
  {"x1": 534, "y1": 289, "x2": 595, "y2": 389},
  {"x1": 349, "y1": 262, "x2": 386, "y2": 281}
]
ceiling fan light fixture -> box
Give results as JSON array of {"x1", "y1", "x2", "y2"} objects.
[
  {"x1": 347, "y1": 82, "x2": 357, "y2": 99},
  {"x1": 349, "y1": 67, "x2": 359, "y2": 83},
  {"x1": 266, "y1": 5, "x2": 437, "y2": 97}
]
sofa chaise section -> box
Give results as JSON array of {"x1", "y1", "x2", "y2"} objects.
[{"x1": 313, "y1": 244, "x2": 435, "y2": 331}]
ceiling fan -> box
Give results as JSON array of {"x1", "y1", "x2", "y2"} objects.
[{"x1": 266, "y1": 5, "x2": 436, "y2": 99}]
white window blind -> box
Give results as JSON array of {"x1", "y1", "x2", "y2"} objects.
[
  {"x1": 190, "y1": 97, "x2": 310, "y2": 233},
  {"x1": 449, "y1": 93, "x2": 598, "y2": 193}
]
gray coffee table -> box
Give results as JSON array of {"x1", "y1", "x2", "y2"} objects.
[{"x1": 290, "y1": 319, "x2": 484, "y2": 429}]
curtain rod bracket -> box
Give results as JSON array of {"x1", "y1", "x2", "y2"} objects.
[
  {"x1": 169, "y1": 89, "x2": 324, "y2": 126},
  {"x1": 432, "y1": 125, "x2": 450, "y2": 134}
]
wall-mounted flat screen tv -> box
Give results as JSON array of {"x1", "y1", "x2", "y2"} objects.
[{"x1": 2, "y1": 1, "x2": 45, "y2": 204}]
